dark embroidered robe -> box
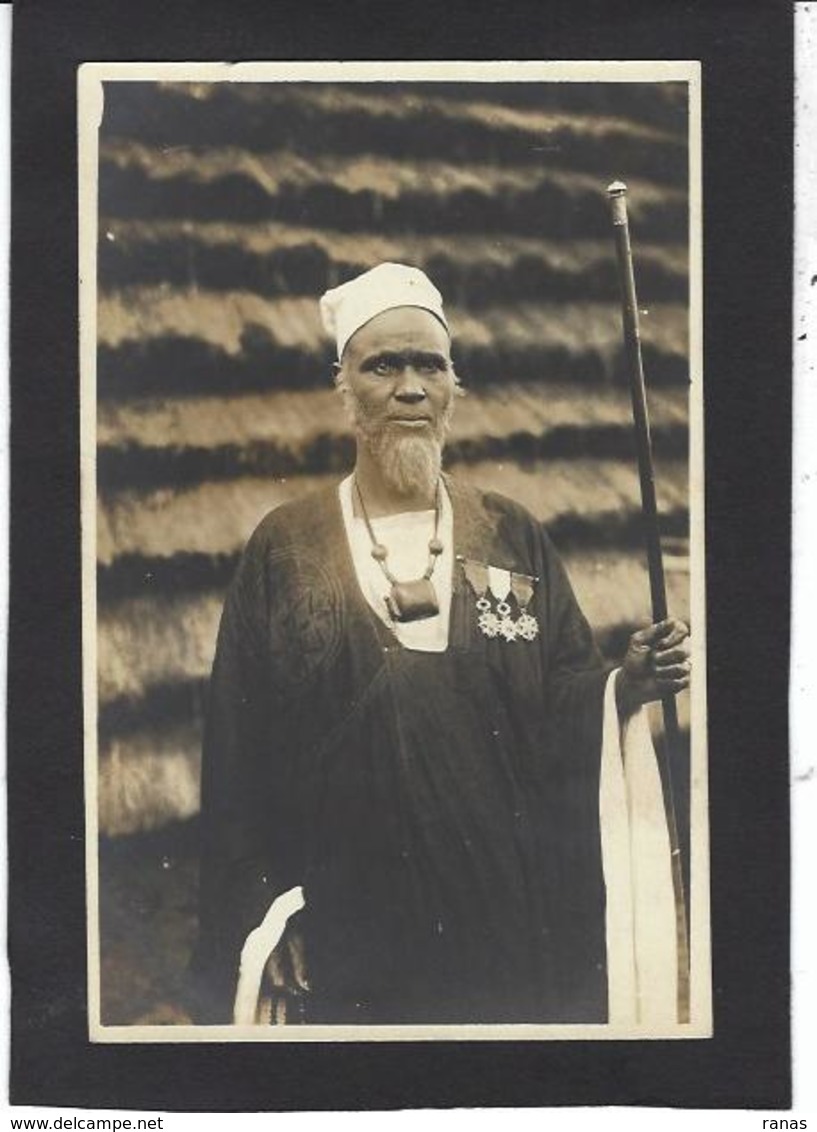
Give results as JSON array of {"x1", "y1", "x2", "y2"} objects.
[{"x1": 192, "y1": 477, "x2": 610, "y2": 1024}]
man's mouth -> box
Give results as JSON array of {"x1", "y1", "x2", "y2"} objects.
[{"x1": 388, "y1": 416, "x2": 432, "y2": 426}]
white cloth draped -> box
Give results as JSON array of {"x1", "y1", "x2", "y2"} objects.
[
  {"x1": 233, "y1": 885, "x2": 305, "y2": 1025},
  {"x1": 600, "y1": 671, "x2": 678, "y2": 1026}
]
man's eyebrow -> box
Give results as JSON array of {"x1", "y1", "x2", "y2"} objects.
[{"x1": 359, "y1": 350, "x2": 450, "y2": 371}]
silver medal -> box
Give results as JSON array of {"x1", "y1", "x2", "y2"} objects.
[
  {"x1": 515, "y1": 611, "x2": 539, "y2": 641},
  {"x1": 496, "y1": 600, "x2": 517, "y2": 641},
  {"x1": 474, "y1": 595, "x2": 499, "y2": 638},
  {"x1": 478, "y1": 609, "x2": 501, "y2": 638}
]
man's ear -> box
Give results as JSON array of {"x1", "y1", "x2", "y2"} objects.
[{"x1": 332, "y1": 361, "x2": 344, "y2": 389}]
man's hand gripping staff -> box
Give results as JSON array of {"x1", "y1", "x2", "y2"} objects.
[{"x1": 616, "y1": 619, "x2": 691, "y2": 718}]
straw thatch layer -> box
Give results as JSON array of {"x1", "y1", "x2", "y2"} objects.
[
  {"x1": 97, "y1": 384, "x2": 688, "y2": 491},
  {"x1": 98, "y1": 425, "x2": 688, "y2": 493},
  {"x1": 98, "y1": 591, "x2": 223, "y2": 704},
  {"x1": 99, "y1": 220, "x2": 689, "y2": 305},
  {"x1": 97, "y1": 290, "x2": 689, "y2": 397},
  {"x1": 404, "y1": 80, "x2": 688, "y2": 132},
  {"x1": 98, "y1": 383, "x2": 688, "y2": 450},
  {"x1": 98, "y1": 290, "x2": 688, "y2": 357},
  {"x1": 100, "y1": 143, "x2": 687, "y2": 241},
  {"x1": 97, "y1": 458, "x2": 689, "y2": 566},
  {"x1": 99, "y1": 681, "x2": 205, "y2": 745},
  {"x1": 102, "y1": 82, "x2": 686, "y2": 182},
  {"x1": 98, "y1": 728, "x2": 202, "y2": 838}
]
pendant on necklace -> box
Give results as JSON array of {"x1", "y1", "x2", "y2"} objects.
[
  {"x1": 356, "y1": 479, "x2": 444, "y2": 625},
  {"x1": 386, "y1": 577, "x2": 440, "y2": 623}
]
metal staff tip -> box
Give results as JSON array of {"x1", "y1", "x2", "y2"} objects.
[
  {"x1": 606, "y1": 180, "x2": 628, "y2": 197},
  {"x1": 607, "y1": 181, "x2": 629, "y2": 225}
]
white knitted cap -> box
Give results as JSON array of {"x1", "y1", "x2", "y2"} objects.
[{"x1": 319, "y1": 262, "x2": 449, "y2": 360}]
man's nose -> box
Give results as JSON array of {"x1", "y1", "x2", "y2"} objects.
[{"x1": 393, "y1": 367, "x2": 427, "y2": 401}]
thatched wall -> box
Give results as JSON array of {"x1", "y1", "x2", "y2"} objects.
[{"x1": 95, "y1": 79, "x2": 690, "y2": 1023}]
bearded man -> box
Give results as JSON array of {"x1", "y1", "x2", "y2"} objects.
[{"x1": 192, "y1": 263, "x2": 691, "y2": 1028}]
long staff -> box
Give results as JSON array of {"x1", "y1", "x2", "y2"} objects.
[{"x1": 606, "y1": 180, "x2": 690, "y2": 1023}]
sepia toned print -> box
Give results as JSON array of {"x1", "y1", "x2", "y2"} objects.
[{"x1": 79, "y1": 61, "x2": 708, "y2": 1041}]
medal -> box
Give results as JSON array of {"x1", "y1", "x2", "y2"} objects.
[
  {"x1": 462, "y1": 560, "x2": 499, "y2": 638},
  {"x1": 461, "y1": 558, "x2": 540, "y2": 642},
  {"x1": 488, "y1": 567, "x2": 517, "y2": 642},
  {"x1": 510, "y1": 572, "x2": 539, "y2": 642},
  {"x1": 514, "y1": 611, "x2": 539, "y2": 641},
  {"x1": 476, "y1": 596, "x2": 501, "y2": 638}
]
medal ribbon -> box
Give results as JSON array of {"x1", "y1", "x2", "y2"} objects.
[
  {"x1": 462, "y1": 558, "x2": 489, "y2": 598},
  {"x1": 510, "y1": 572, "x2": 534, "y2": 610}
]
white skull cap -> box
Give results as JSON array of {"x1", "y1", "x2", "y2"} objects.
[{"x1": 319, "y1": 262, "x2": 449, "y2": 360}]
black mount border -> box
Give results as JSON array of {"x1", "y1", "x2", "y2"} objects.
[{"x1": 9, "y1": 0, "x2": 793, "y2": 1111}]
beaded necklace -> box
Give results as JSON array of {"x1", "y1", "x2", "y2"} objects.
[{"x1": 354, "y1": 478, "x2": 443, "y2": 623}]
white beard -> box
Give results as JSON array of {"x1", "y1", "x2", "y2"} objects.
[
  {"x1": 346, "y1": 392, "x2": 453, "y2": 500},
  {"x1": 369, "y1": 430, "x2": 443, "y2": 499}
]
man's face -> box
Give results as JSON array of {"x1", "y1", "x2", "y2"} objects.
[{"x1": 337, "y1": 307, "x2": 458, "y2": 496}]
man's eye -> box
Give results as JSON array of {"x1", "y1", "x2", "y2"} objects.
[{"x1": 373, "y1": 360, "x2": 398, "y2": 376}]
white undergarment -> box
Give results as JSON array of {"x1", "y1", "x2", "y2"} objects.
[{"x1": 338, "y1": 474, "x2": 454, "y2": 652}]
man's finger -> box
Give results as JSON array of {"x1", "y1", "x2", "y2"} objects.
[
  {"x1": 655, "y1": 662, "x2": 691, "y2": 681},
  {"x1": 657, "y1": 621, "x2": 689, "y2": 649},
  {"x1": 631, "y1": 619, "x2": 675, "y2": 648},
  {"x1": 653, "y1": 647, "x2": 690, "y2": 667},
  {"x1": 661, "y1": 675, "x2": 690, "y2": 694}
]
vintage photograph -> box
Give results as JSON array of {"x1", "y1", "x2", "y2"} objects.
[{"x1": 79, "y1": 61, "x2": 708, "y2": 1040}]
